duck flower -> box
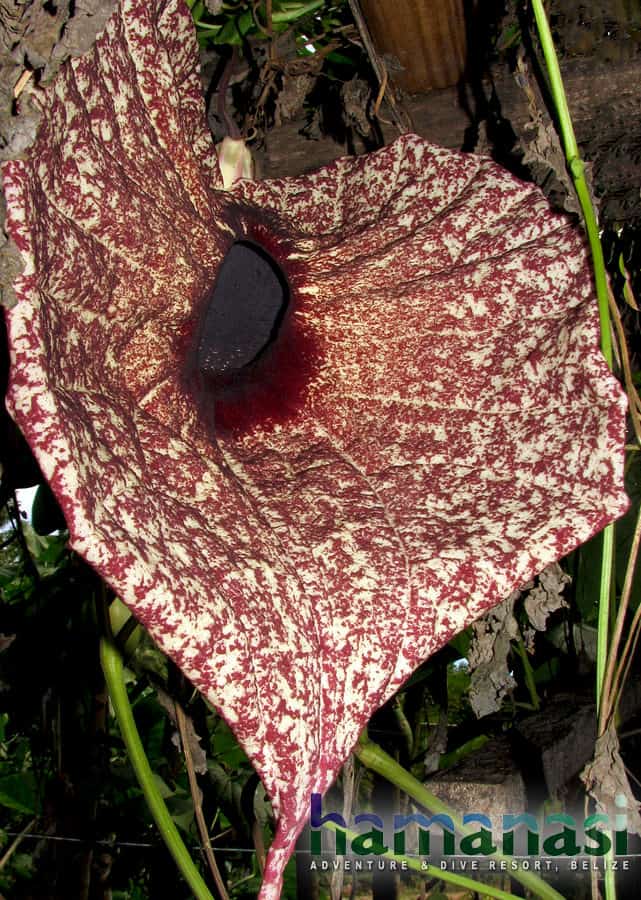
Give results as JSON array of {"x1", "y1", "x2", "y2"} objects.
[{"x1": 2, "y1": 0, "x2": 628, "y2": 895}]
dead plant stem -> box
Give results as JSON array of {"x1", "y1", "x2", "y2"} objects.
[
  {"x1": 0, "y1": 818, "x2": 36, "y2": 871},
  {"x1": 603, "y1": 503, "x2": 641, "y2": 730},
  {"x1": 175, "y1": 702, "x2": 230, "y2": 900},
  {"x1": 608, "y1": 282, "x2": 641, "y2": 446},
  {"x1": 347, "y1": 0, "x2": 409, "y2": 133}
]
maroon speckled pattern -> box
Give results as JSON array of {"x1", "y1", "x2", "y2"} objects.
[{"x1": 2, "y1": 0, "x2": 629, "y2": 895}]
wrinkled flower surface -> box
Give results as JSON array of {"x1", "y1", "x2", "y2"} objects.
[{"x1": 2, "y1": 0, "x2": 628, "y2": 894}]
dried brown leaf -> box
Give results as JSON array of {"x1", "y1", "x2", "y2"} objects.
[
  {"x1": 0, "y1": 633, "x2": 16, "y2": 652},
  {"x1": 581, "y1": 720, "x2": 641, "y2": 836},
  {"x1": 523, "y1": 562, "x2": 570, "y2": 631},
  {"x1": 468, "y1": 593, "x2": 520, "y2": 718},
  {"x1": 21, "y1": 0, "x2": 69, "y2": 69},
  {"x1": 156, "y1": 688, "x2": 208, "y2": 775},
  {"x1": 46, "y1": 0, "x2": 116, "y2": 78}
]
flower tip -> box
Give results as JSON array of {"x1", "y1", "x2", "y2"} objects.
[{"x1": 216, "y1": 136, "x2": 254, "y2": 189}]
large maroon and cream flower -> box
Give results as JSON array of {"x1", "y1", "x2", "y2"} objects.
[{"x1": 2, "y1": 0, "x2": 628, "y2": 895}]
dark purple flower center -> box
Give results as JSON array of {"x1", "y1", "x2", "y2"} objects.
[{"x1": 197, "y1": 240, "x2": 289, "y2": 383}]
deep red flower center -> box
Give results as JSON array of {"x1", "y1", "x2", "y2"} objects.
[{"x1": 183, "y1": 236, "x2": 316, "y2": 436}]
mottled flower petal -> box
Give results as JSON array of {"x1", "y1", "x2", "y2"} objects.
[{"x1": 2, "y1": 0, "x2": 628, "y2": 896}]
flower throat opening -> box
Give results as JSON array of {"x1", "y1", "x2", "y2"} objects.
[{"x1": 197, "y1": 239, "x2": 290, "y2": 381}]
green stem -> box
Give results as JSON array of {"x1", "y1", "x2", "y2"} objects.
[
  {"x1": 527, "y1": 22, "x2": 617, "y2": 900},
  {"x1": 596, "y1": 525, "x2": 615, "y2": 715},
  {"x1": 100, "y1": 636, "x2": 215, "y2": 900},
  {"x1": 321, "y1": 821, "x2": 522, "y2": 900},
  {"x1": 438, "y1": 733, "x2": 489, "y2": 770},
  {"x1": 355, "y1": 733, "x2": 566, "y2": 900},
  {"x1": 530, "y1": 0, "x2": 612, "y2": 369},
  {"x1": 392, "y1": 697, "x2": 414, "y2": 757},
  {"x1": 514, "y1": 637, "x2": 541, "y2": 711}
]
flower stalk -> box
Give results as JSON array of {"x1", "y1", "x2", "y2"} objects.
[
  {"x1": 514, "y1": 637, "x2": 541, "y2": 711},
  {"x1": 355, "y1": 732, "x2": 566, "y2": 900},
  {"x1": 529, "y1": 0, "x2": 616, "y2": 721},
  {"x1": 528, "y1": 11, "x2": 623, "y2": 900},
  {"x1": 530, "y1": 0, "x2": 612, "y2": 369},
  {"x1": 99, "y1": 635, "x2": 216, "y2": 900},
  {"x1": 321, "y1": 819, "x2": 523, "y2": 900}
]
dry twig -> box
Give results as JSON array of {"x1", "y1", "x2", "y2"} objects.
[
  {"x1": 0, "y1": 818, "x2": 36, "y2": 871},
  {"x1": 175, "y1": 702, "x2": 230, "y2": 900},
  {"x1": 346, "y1": 0, "x2": 410, "y2": 134}
]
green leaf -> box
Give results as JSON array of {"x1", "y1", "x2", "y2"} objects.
[
  {"x1": 166, "y1": 792, "x2": 196, "y2": 834},
  {"x1": 213, "y1": 9, "x2": 253, "y2": 44},
  {"x1": 271, "y1": 0, "x2": 324, "y2": 23},
  {"x1": 323, "y1": 49, "x2": 357, "y2": 67},
  {"x1": 152, "y1": 773, "x2": 174, "y2": 800},
  {"x1": 22, "y1": 525, "x2": 68, "y2": 572},
  {"x1": 145, "y1": 717, "x2": 166, "y2": 765},
  {"x1": 616, "y1": 450, "x2": 641, "y2": 610},
  {"x1": 448, "y1": 627, "x2": 471, "y2": 658},
  {"x1": 0, "y1": 772, "x2": 38, "y2": 815},
  {"x1": 31, "y1": 482, "x2": 67, "y2": 535},
  {"x1": 211, "y1": 719, "x2": 250, "y2": 769},
  {"x1": 532, "y1": 655, "x2": 560, "y2": 685},
  {"x1": 571, "y1": 532, "x2": 605, "y2": 625},
  {"x1": 11, "y1": 852, "x2": 35, "y2": 880}
]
